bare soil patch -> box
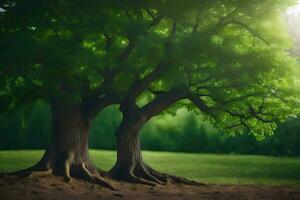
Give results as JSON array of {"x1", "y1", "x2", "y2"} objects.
[{"x1": 0, "y1": 175, "x2": 299, "y2": 200}]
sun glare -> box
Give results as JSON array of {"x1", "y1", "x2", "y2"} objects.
[{"x1": 286, "y1": 1, "x2": 300, "y2": 16}]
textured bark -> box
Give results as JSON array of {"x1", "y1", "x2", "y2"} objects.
[
  {"x1": 109, "y1": 111, "x2": 199, "y2": 186},
  {"x1": 42, "y1": 103, "x2": 91, "y2": 175},
  {"x1": 109, "y1": 116, "x2": 157, "y2": 185},
  {"x1": 7, "y1": 103, "x2": 115, "y2": 189}
]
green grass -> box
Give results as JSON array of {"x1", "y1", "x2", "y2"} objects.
[{"x1": 0, "y1": 150, "x2": 300, "y2": 186}]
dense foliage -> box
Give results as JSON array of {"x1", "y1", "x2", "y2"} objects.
[{"x1": 0, "y1": 0, "x2": 299, "y2": 137}]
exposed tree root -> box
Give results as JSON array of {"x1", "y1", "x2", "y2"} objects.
[
  {"x1": 109, "y1": 162, "x2": 204, "y2": 186},
  {"x1": 78, "y1": 163, "x2": 116, "y2": 190},
  {"x1": 146, "y1": 165, "x2": 205, "y2": 186},
  {"x1": 122, "y1": 167, "x2": 158, "y2": 186},
  {"x1": 3, "y1": 161, "x2": 51, "y2": 177},
  {"x1": 1, "y1": 160, "x2": 116, "y2": 190}
]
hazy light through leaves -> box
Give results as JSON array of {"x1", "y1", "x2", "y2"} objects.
[
  {"x1": 285, "y1": 0, "x2": 300, "y2": 59},
  {"x1": 286, "y1": 0, "x2": 300, "y2": 16}
]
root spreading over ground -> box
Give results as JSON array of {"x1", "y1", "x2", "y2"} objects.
[
  {"x1": 4, "y1": 159, "x2": 116, "y2": 190},
  {"x1": 109, "y1": 163, "x2": 201, "y2": 186}
]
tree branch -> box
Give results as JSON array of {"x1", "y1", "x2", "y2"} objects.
[
  {"x1": 121, "y1": 20, "x2": 176, "y2": 107},
  {"x1": 124, "y1": 9, "x2": 133, "y2": 20},
  {"x1": 192, "y1": 21, "x2": 199, "y2": 33},
  {"x1": 121, "y1": 60, "x2": 170, "y2": 109},
  {"x1": 118, "y1": 38, "x2": 135, "y2": 61},
  {"x1": 118, "y1": 10, "x2": 162, "y2": 63},
  {"x1": 211, "y1": 8, "x2": 269, "y2": 46},
  {"x1": 82, "y1": 94, "x2": 119, "y2": 121},
  {"x1": 221, "y1": 92, "x2": 265, "y2": 105},
  {"x1": 228, "y1": 20, "x2": 269, "y2": 46},
  {"x1": 188, "y1": 95, "x2": 212, "y2": 114},
  {"x1": 103, "y1": 33, "x2": 115, "y2": 51},
  {"x1": 141, "y1": 90, "x2": 187, "y2": 121},
  {"x1": 212, "y1": 8, "x2": 238, "y2": 34},
  {"x1": 146, "y1": 9, "x2": 156, "y2": 20},
  {"x1": 147, "y1": 88, "x2": 168, "y2": 95}
]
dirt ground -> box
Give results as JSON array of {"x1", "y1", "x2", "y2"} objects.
[{"x1": 0, "y1": 175, "x2": 299, "y2": 200}]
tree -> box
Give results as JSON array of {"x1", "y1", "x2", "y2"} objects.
[
  {"x1": 106, "y1": 0, "x2": 300, "y2": 185},
  {"x1": 0, "y1": 0, "x2": 299, "y2": 188},
  {"x1": 0, "y1": 0, "x2": 124, "y2": 188}
]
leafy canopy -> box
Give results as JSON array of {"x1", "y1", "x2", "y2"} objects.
[{"x1": 0, "y1": 0, "x2": 299, "y2": 138}]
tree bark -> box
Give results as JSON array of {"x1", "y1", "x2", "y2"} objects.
[
  {"x1": 41, "y1": 103, "x2": 92, "y2": 175},
  {"x1": 8, "y1": 102, "x2": 115, "y2": 189},
  {"x1": 109, "y1": 111, "x2": 198, "y2": 186}
]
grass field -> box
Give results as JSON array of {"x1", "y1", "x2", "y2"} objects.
[{"x1": 0, "y1": 150, "x2": 300, "y2": 186}]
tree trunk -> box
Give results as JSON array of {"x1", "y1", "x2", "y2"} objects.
[
  {"x1": 41, "y1": 103, "x2": 91, "y2": 176},
  {"x1": 109, "y1": 113, "x2": 198, "y2": 186},
  {"x1": 109, "y1": 117, "x2": 144, "y2": 178},
  {"x1": 9, "y1": 103, "x2": 115, "y2": 189}
]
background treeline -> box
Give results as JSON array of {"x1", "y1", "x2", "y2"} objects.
[{"x1": 0, "y1": 100, "x2": 299, "y2": 156}]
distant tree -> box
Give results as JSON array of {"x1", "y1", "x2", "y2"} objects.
[
  {"x1": 89, "y1": 106, "x2": 121, "y2": 150},
  {"x1": 262, "y1": 118, "x2": 300, "y2": 156},
  {"x1": 23, "y1": 101, "x2": 51, "y2": 149},
  {"x1": 0, "y1": 107, "x2": 24, "y2": 149}
]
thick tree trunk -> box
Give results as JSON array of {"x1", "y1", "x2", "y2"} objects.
[
  {"x1": 109, "y1": 118, "x2": 144, "y2": 179},
  {"x1": 109, "y1": 114, "x2": 198, "y2": 186},
  {"x1": 40, "y1": 104, "x2": 91, "y2": 176},
  {"x1": 8, "y1": 103, "x2": 115, "y2": 189}
]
